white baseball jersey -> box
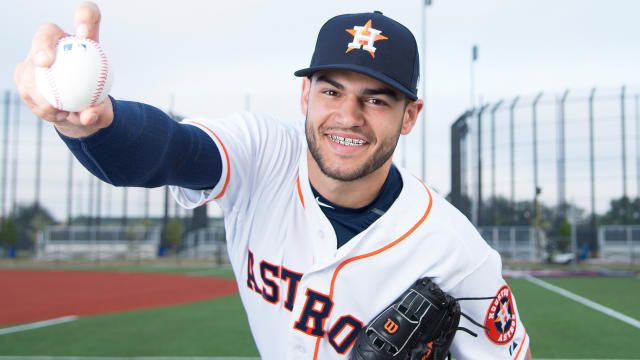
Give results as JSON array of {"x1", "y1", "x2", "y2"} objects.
[{"x1": 170, "y1": 112, "x2": 530, "y2": 360}]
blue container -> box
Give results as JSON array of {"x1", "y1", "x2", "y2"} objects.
[
  {"x1": 580, "y1": 244, "x2": 589, "y2": 260},
  {"x1": 8, "y1": 247, "x2": 16, "y2": 258}
]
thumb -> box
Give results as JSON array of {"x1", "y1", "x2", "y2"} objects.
[{"x1": 73, "y1": 1, "x2": 101, "y2": 41}]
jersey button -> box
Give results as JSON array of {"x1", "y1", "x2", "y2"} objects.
[{"x1": 317, "y1": 230, "x2": 324, "y2": 238}]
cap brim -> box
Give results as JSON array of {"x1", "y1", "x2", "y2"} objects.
[{"x1": 294, "y1": 64, "x2": 418, "y2": 101}]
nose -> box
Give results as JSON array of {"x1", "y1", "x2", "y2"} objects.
[{"x1": 335, "y1": 95, "x2": 364, "y2": 127}]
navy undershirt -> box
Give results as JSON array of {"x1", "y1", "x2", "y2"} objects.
[
  {"x1": 60, "y1": 98, "x2": 403, "y2": 248},
  {"x1": 310, "y1": 164, "x2": 403, "y2": 248},
  {"x1": 58, "y1": 97, "x2": 223, "y2": 189}
]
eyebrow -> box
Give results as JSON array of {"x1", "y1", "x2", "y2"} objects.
[
  {"x1": 316, "y1": 75, "x2": 344, "y2": 90},
  {"x1": 316, "y1": 75, "x2": 400, "y2": 101},
  {"x1": 362, "y1": 87, "x2": 400, "y2": 101}
]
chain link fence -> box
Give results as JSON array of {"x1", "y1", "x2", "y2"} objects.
[{"x1": 478, "y1": 226, "x2": 545, "y2": 262}]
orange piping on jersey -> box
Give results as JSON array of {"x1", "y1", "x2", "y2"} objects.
[
  {"x1": 514, "y1": 329, "x2": 528, "y2": 360},
  {"x1": 297, "y1": 176, "x2": 305, "y2": 208},
  {"x1": 189, "y1": 121, "x2": 230, "y2": 199},
  {"x1": 312, "y1": 176, "x2": 433, "y2": 359}
]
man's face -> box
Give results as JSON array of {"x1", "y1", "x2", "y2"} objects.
[{"x1": 301, "y1": 70, "x2": 420, "y2": 182}]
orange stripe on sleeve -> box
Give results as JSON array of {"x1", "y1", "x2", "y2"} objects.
[
  {"x1": 188, "y1": 121, "x2": 230, "y2": 200},
  {"x1": 514, "y1": 330, "x2": 528, "y2": 360},
  {"x1": 296, "y1": 176, "x2": 305, "y2": 209},
  {"x1": 312, "y1": 176, "x2": 433, "y2": 359}
]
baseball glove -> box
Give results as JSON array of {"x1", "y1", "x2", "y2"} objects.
[{"x1": 350, "y1": 277, "x2": 461, "y2": 360}]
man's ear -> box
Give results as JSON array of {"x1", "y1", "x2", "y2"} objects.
[
  {"x1": 300, "y1": 77, "x2": 311, "y2": 116},
  {"x1": 401, "y1": 99, "x2": 423, "y2": 135}
]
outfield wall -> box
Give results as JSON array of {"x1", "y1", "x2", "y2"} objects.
[{"x1": 36, "y1": 225, "x2": 161, "y2": 260}]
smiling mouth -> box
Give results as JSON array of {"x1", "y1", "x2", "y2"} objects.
[{"x1": 328, "y1": 135, "x2": 366, "y2": 146}]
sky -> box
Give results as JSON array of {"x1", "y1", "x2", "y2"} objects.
[{"x1": 1, "y1": 0, "x2": 639, "y2": 220}]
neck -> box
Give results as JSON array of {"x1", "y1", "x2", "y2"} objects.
[{"x1": 307, "y1": 151, "x2": 391, "y2": 208}]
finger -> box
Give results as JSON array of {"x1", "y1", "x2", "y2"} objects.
[
  {"x1": 29, "y1": 22, "x2": 66, "y2": 68},
  {"x1": 14, "y1": 61, "x2": 27, "y2": 96},
  {"x1": 78, "y1": 108, "x2": 99, "y2": 126},
  {"x1": 68, "y1": 96, "x2": 110, "y2": 128},
  {"x1": 15, "y1": 58, "x2": 69, "y2": 122},
  {"x1": 74, "y1": 1, "x2": 101, "y2": 41},
  {"x1": 15, "y1": 62, "x2": 40, "y2": 112},
  {"x1": 42, "y1": 109, "x2": 71, "y2": 123}
]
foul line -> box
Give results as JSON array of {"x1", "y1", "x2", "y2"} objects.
[
  {"x1": 0, "y1": 316, "x2": 78, "y2": 336},
  {"x1": 526, "y1": 276, "x2": 640, "y2": 329}
]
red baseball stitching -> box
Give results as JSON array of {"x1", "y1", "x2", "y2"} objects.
[
  {"x1": 85, "y1": 38, "x2": 109, "y2": 106},
  {"x1": 45, "y1": 38, "x2": 63, "y2": 111}
]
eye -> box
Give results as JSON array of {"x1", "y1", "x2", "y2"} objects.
[
  {"x1": 367, "y1": 98, "x2": 388, "y2": 106},
  {"x1": 323, "y1": 89, "x2": 339, "y2": 96}
]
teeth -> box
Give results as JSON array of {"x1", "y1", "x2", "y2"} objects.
[{"x1": 329, "y1": 135, "x2": 365, "y2": 146}]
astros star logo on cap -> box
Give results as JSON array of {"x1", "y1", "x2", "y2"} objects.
[
  {"x1": 294, "y1": 12, "x2": 420, "y2": 100},
  {"x1": 345, "y1": 20, "x2": 388, "y2": 58}
]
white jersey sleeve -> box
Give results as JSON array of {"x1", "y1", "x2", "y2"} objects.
[
  {"x1": 169, "y1": 112, "x2": 304, "y2": 218},
  {"x1": 448, "y1": 250, "x2": 530, "y2": 360}
]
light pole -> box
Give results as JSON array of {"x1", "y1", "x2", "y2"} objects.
[
  {"x1": 470, "y1": 45, "x2": 478, "y2": 109},
  {"x1": 421, "y1": 0, "x2": 432, "y2": 182}
]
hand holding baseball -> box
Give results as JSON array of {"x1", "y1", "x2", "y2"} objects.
[{"x1": 14, "y1": 1, "x2": 114, "y2": 138}]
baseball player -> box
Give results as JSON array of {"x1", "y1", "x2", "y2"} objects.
[{"x1": 16, "y1": 3, "x2": 532, "y2": 359}]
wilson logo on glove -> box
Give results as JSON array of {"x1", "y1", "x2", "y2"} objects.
[
  {"x1": 350, "y1": 278, "x2": 496, "y2": 360},
  {"x1": 350, "y1": 278, "x2": 461, "y2": 360},
  {"x1": 384, "y1": 318, "x2": 399, "y2": 334}
]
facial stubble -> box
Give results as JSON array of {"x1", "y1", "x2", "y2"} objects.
[{"x1": 305, "y1": 112, "x2": 403, "y2": 182}]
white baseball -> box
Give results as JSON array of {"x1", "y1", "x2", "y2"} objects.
[{"x1": 35, "y1": 36, "x2": 113, "y2": 112}]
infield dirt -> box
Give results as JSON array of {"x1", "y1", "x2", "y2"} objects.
[{"x1": 0, "y1": 269, "x2": 238, "y2": 326}]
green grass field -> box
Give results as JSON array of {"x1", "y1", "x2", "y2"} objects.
[
  {"x1": 509, "y1": 277, "x2": 640, "y2": 359},
  {"x1": 0, "y1": 263, "x2": 639, "y2": 359}
]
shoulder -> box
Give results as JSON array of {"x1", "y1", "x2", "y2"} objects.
[
  {"x1": 399, "y1": 173, "x2": 496, "y2": 290},
  {"x1": 431, "y1": 188, "x2": 496, "y2": 278},
  {"x1": 400, "y1": 172, "x2": 483, "y2": 248},
  {"x1": 172, "y1": 112, "x2": 305, "y2": 210}
]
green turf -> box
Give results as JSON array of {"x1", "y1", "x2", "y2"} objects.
[
  {"x1": 0, "y1": 294, "x2": 258, "y2": 356},
  {"x1": 92, "y1": 265, "x2": 237, "y2": 279},
  {"x1": 508, "y1": 277, "x2": 640, "y2": 358},
  {"x1": 541, "y1": 276, "x2": 640, "y2": 319}
]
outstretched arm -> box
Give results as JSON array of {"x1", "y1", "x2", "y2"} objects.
[{"x1": 59, "y1": 98, "x2": 223, "y2": 189}]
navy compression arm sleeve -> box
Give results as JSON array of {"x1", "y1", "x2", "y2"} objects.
[{"x1": 58, "y1": 98, "x2": 223, "y2": 190}]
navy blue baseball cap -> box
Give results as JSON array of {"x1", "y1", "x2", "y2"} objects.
[{"x1": 294, "y1": 11, "x2": 420, "y2": 100}]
